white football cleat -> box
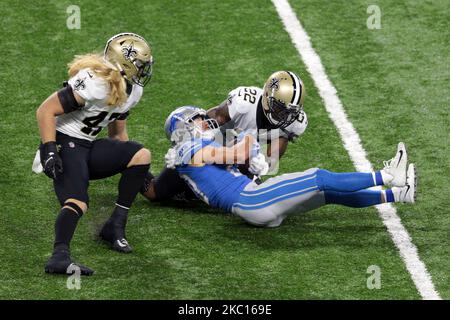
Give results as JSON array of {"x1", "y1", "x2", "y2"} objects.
[
  {"x1": 392, "y1": 163, "x2": 417, "y2": 203},
  {"x1": 383, "y1": 142, "x2": 408, "y2": 187}
]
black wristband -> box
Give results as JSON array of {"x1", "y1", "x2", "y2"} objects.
[{"x1": 41, "y1": 141, "x2": 58, "y2": 153}]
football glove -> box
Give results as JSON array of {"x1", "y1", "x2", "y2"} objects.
[
  {"x1": 164, "y1": 147, "x2": 178, "y2": 169},
  {"x1": 249, "y1": 153, "x2": 269, "y2": 176},
  {"x1": 39, "y1": 141, "x2": 63, "y2": 179}
]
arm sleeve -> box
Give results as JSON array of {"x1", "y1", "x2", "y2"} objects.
[
  {"x1": 57, "y1": 82, "x2": 82, "y2": 114},
  {"x1": 116, "y1": 111, "x2": 130, "y2": 120}
]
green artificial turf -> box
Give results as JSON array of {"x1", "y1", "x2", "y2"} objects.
[{"x1": 0, "y1": 0, "x2": 447, "y2": 299}]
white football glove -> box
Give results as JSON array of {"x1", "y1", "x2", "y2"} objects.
[
  {"x1": 164, "y1": 147, "x2": 178, "y2": 169},
  {"x1": 249, "y1": 153, "x2": 269, "y2": 176}
]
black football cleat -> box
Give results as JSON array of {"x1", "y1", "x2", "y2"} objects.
[
  {"x1": 99, "y1": 221, "x2": 133, "y2": 254},
  {"x1": 112, "y1": 238, "x2": 133, "y2": 254},
  {"x1": 44, "y1": 250, "x2": 94, "y2": 276}
]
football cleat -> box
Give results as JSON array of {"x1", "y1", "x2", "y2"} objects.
[
  {"x1": 44, "y1": 250, "x2": 94, "y2": 276},
  {"x1": 383, "y1": 142, "x2": 408, "y2": 187},
  {"x1": 99, "y1": 221, "x2": 133, "y2": 253},
  {"x1": 113, "y1": 238, "x2": 133, "y2": 254},
  {"x1": 392, "y1": 163, "x2": 417, "y2": 203}
]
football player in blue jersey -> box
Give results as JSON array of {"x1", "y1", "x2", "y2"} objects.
[{"x1": 163, "y1": 106, "x2": 417, "y2": 228}]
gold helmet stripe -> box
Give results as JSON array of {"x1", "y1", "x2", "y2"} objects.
[{"x1": 287, "y1": 71, "x2": 302, "y2": 106}]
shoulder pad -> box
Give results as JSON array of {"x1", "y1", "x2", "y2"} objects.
[
  {"x1": 227, "y1": 86, "x2": 262, "y2": 119},
  {"x1": 68, "y1": 69, "x2": 109, "y2": 102}
]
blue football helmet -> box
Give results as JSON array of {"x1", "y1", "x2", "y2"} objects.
[{"x1": 164, "y1": 106, "x2": 219, "y2": 144}]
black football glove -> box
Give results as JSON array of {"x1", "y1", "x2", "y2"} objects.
[{"x1": 40, "y1": 141, "x2": 63, "y2": 179}]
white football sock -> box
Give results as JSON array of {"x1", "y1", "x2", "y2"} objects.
[
  {"x1": 391, "y1": 187, "x2": 401, "y2": 202},
  {"x1": 380, "y1": 169, "x2": 393, "y2": 185}
]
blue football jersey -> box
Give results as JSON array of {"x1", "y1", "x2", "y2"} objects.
[{"x1": 175, "y1": 138, "x2": 252, "y2": 212}]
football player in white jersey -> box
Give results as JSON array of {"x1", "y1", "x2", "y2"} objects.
[
  {"x1": 35, "y1": 33, "x2": 153, "y2": 275},
  {"x1": 143, "y1": 71, "x2": 307, "y2": 202}
]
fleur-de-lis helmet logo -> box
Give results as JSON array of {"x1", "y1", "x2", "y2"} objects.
[
  {"x1": 122, "y1": 42, "x2": 138, "y2": 61},
  {"x1": 268, "y1": 77, "x2": 280, "y2": 90}
]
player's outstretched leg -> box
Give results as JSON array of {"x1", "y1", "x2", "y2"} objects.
[
  {"x1": 325, "y1": 163, "x2": 417, "y2": 207},
  {"x1": 317, "y1": 142, "x2": 408, "y2": 192},
  {"x1": 45, "y1": 200, "x2": 94, "y2": 276},
  {"x1": 100, "y1": 148, "x2": 151, "y2": 253}
]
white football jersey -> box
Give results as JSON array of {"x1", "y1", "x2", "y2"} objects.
[
  {"x1": 222, "y1": 86, "x2": 308, "y2": 142},
  {"x1": 56, "y1": 68, "x2": 143, "y2": 141}
]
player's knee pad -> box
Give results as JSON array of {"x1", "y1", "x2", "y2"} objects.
[{"x1": 63, "y1": 201, "x2": 86, "y2": 217}]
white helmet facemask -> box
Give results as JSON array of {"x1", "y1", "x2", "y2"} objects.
[{"x1": 191, "y1": 118, "x2": 219, "y2": 141}]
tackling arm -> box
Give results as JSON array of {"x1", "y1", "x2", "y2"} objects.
[
  {"x1": 206, "y1": 100, "x2": 231, "y2": 126},
  {"x1": 192, "y1": 134, "x2": 254, "y2": 165}
]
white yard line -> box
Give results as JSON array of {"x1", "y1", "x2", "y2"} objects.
[{"x1": 271, "y1": 0, "x2": 441, "y2": 300}]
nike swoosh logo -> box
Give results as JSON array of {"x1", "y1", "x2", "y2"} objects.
[
  {"x1": 44, "y1": 157, "x2": 54, "y2": 166},
  {"x1": 405, "y1": 184, "x2": 411, "y2": 194},
  {"x1": 116, "y1": 239, "x2": 128, "y2": 247},
  {"x1": 397, "y1": 150, "x2": 404, "y2": 167},
  {"x1": 87, "y1": 72, "x2": 93, "y2": 78}
]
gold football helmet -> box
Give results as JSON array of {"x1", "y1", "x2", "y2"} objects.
[
  {"x1": 261, "y1": 71, "x2": 305, "y2": 128},
  {"x1": 104, "y1": 32, "x2": 154, "y2": 87}
]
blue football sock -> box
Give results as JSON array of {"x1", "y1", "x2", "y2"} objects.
[
  {"x1": 385, "y1": 189, "x2": 395, "y2": 203},
  {"x1": 316, "y1": 169, "x2": 376, "y2": 192},
  {"x1": 324, "y1": 190, "x2": 383, "y2": 208}
]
